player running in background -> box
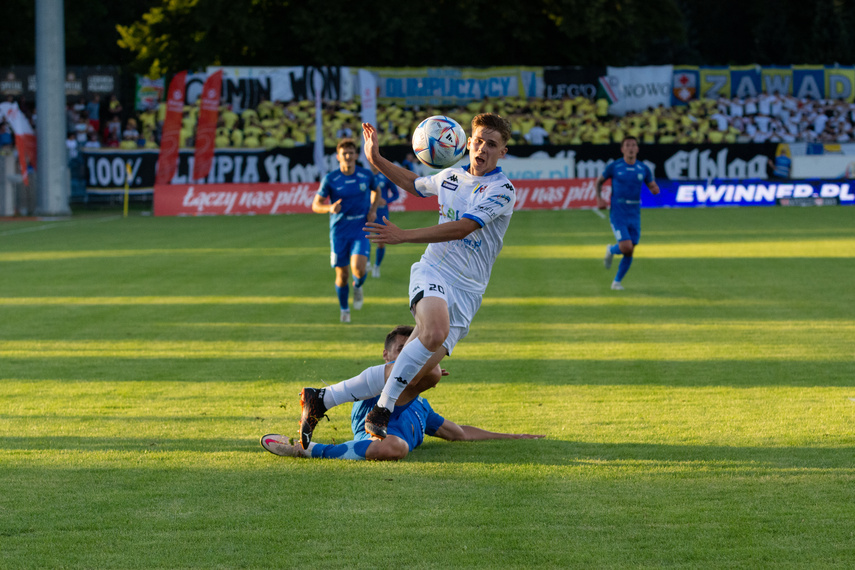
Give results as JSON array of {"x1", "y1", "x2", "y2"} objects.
[
  {"x1": 312, "y1": 138, "x2": 380, "y2": 322},
  {"x1": 298, "y1": 112, "x2": 515, "y2": 447},
  {"x1": 262, "y1": 326, "x2": 543, "y2": 461},
  {"x1": 595, "y1": 136, "x2": 660, "y2": 290},
  {"x1": 368, "y1": 165, "x2": 400, "y2": 278}
]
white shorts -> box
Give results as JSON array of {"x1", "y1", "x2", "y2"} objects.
[{"x1": 408, "y1": 261, "x2": 482, "y2": 356}]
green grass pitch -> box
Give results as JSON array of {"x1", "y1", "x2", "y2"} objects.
[{"x1": 1, "y1": 206, "x2": 853, "y2": 568}]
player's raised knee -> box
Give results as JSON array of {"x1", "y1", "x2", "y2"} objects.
[{"x1": 366, "y1": 436, "x2": 410, "y2": 461}]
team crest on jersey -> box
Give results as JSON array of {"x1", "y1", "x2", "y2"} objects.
[{"x1": 472, "y1": 184, "x2": 487, "y2": 194}]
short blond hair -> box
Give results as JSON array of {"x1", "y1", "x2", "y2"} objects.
[{"x1": 471, "y1": 113, "x2": 512, "y2": 144}]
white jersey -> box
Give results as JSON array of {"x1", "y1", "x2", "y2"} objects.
[{"x1": 413, "y1": 165, "x2": 515, "y2": 295}]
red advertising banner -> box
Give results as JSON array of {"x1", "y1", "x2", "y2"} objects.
[
  {"x1": 512, "y1": 178, "x2": 604, "y2": 209},
  {"x1": 155, "y1": 71, "x2": 187, "y2": 186},
  {"x1": 154, "y1": 179, "x2": 606, "y2": 216},
  {"x1": 154, "y1": 182, "x2": 438, "y2": 216},
  {"x1": 192, "y1": 70, "x2": 222, "y2": 180}
]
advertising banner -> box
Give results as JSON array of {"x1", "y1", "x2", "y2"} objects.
[
  {"x1": 0, "y1": 65, "x2": 120, "y2": 102},
  {"x1": 605, "y1": 65, "x2": 672, "y2": 115},
  {"x1": 368, "y1": 66, "x2": 542, "y2": 106},
  {"x1": 542, "y1": 66, "x2": 605, "y2": 100},
  {"x1": 671, "y1": 66, "x2": 699, "y2": 106},
  {"x1": 155, "y1": 71, "x2": 187, "y2": 186},
  {"x1": 193, "y1": 70, "x2": 222, "y2": 180},
  {"x1": 154, "y1": 183, "x2": 439, "y2": 216},
  {"x1": 84, "y1": 144, "x2": 779, "y2": 193},
  {"x1": 647, "y1": 179, "x2": 855, "y2": 208},
  {"x1": 206, "y1": 66, "x2": 352, "y2": 111},
  {"x1": 135, "y1": 75, "x2": 165, "y2": 111},
  {"x1": 152, "y1": 178, "x2": 603, "y2": 216},
  {"x1": 792, "y1": 155, "x2": 855, "y2": 179}
]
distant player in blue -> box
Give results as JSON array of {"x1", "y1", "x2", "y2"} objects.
[
  {"x1": 261, "y1": 325, "x2": 543, "y2": 461},
  {"x1": 312, "y1": 138, "x2": 380, "y2": 322},
  {"x1": 768, "y1": 144, "x2": 792, "y2": 179},
  {"x1": 369, "y1": 165, "x2": 400, "y2": 278},
  {"x1": 595, "y1": 136, "x2": 660, "y2": 290}
]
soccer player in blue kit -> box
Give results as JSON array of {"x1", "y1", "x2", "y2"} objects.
[
  {"x1": 312, "y1": 138, "x2": 380, "y2": 322},
  {"x1": 368, "y1": 165, "x2": 400, "y2": 278},
  {"x1": 595, "y1": 136, "x2": 660, "y2": 290},
  {"x1": 296, "y1": 113, "x2": 516, "y2": 448},
  {"x1": 261, "y1": 326, "x2": 543, "y2": 461}
]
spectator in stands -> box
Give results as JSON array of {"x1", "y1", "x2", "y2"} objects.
[
  {"x1": 66, "y1": 132, "x2": 79, "y2": 160},
  {"x1": 120, "y1": 118, "x2": 140, "y2": 149},
  {"x1": 524, "y1": 120, "x2": 550, "y2": 145},
  {"x1": 86, "y1": 95, "x2": 101, "y2": 139},
  {"x1": 768, "y1": 144, "x2": 792, "y2": 179},
  {"x1": 0, "y1": 119, "x2": 13, "y2": 153},
  {"x1": 83, "y1": 131, "x2": 101, "y2": 149},
  {"x1": 108, "y1": 94, "x2": 123, "y2": 122}
]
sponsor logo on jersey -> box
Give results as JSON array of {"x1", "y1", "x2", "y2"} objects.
[
  {"x1": 440, "y1": 204, "x2": 461, "y2": 220},
  {"x1": 442, "y1": 180, "x2": 459, "y2": 191}
]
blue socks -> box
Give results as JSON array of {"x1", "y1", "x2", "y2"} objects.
[
  {"x1": 615, "y1": 256, "x2": 633, "y2": 282},
  {"x1": 609, "y1": 244, "x2": 622, "y2": 255},
  {"x1": 353, "y1": 274, "x2": 367, "y2": 289},
  {"x1": 311, "y1": 440, "x2": 371, "y2": 460},
  {"x1": 374, "y1": 247, "x2": 385, "y2": 267},
  {"x1": 336, "y1": 285, "x2": 349, "y2": 310}
]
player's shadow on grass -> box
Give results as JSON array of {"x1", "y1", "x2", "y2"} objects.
[
  {"x1": 3, "y1": 436, "x2": 852, "y2": 472},
  {"x1": 412, "y1": 439, "x2": 855, "y2": 470},
  {"x1": 0, "y1": 435, "x2": 252, "y2": 453}
]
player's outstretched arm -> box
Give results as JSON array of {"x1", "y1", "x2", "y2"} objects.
[
  {"x1": 362, "y1": 122, "x2": 419, "y2": 195},
  {"x1": 365, "y1": 217, "x2": 479, "y2": 246},
  {"x1": 434, "y1": 420, "x2": 545, "y2": 441}
]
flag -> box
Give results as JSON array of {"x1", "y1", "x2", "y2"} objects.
[
  {"x1": 359, "y1": 69, "x2": 377, "y2": 169},
  {"x1": 314, "y1": 77, "x2": 326, "y2": 179},
  {"x1": 155, "y1": 70, "x2": 187, "y2": 186},
  {"x1": 0, "y1": 101, "x2": 36, "y2": 184},
  {"x1": 598, "y1": 75, "x2": 619, "y2": 105},
  {"x1": 193, "y1": 70, "x2": 222, "y2": 180}
]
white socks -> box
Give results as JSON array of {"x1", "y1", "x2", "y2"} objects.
[
  {"x1": 322, "y1": 364, "x2": 387, "y2": 408},
  {"x1": 377, "y1": 337, "x2": 434, "y2": 412}
]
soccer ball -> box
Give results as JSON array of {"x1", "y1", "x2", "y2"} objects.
[{"x1": 412, "y1": 115, "x2": 467, "y2": 169}]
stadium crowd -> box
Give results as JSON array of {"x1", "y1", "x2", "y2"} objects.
[{"x1": 3, "y1": 92, "x2": 855, "y2": 159}]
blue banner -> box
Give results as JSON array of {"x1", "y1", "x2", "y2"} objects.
[{"x1": 645, "y1": 179, "x2": 855, "y2": 208}]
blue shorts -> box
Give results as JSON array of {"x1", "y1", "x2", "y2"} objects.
[
  {"x1": 351, "y1": 396, "x2": 444, "y2": 451},
  {"x1": 610, "y1": 217, "x2": 640, "y2": 245},
  {"x1": 330, "y1": 235, "x2": 371, "y2": 267},
  {"x1": 375, "y1": 207, "x2": 390, "y2": 225}
]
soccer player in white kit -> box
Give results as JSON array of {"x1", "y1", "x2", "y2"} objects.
[{"x1": 297, "y1": 113, "x2": 515, "y2": 448}]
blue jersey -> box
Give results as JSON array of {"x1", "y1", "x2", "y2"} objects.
[
  {"x1": 317, "y1": 166, "x2": 376, "y2": 239},
  {"x1": 772, "y1": 155, "x2": 791, "y2": 178},
  {"x1": 374, "y1": 171, "x2": 399, "y2": 218},
  {"x1": 351, "y1": 396, "x2": 445, "y2": 451},
  {"x1": 602, "y1": 158, "x2": 654, "y2": 219}
]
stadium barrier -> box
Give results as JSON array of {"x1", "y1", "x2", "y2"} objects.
[{"x1": 82, "y1": 143, "x2": 778, "y2": 193}]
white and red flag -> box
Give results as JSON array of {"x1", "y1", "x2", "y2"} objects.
[{"x1": 0, "y1": 101, "x2": 36, "y2": 184}]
